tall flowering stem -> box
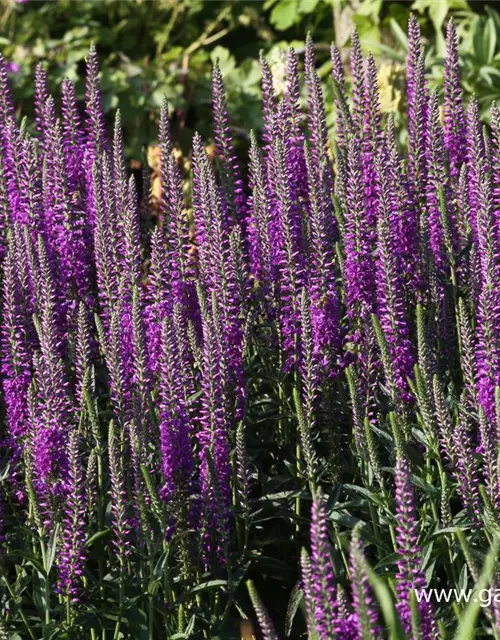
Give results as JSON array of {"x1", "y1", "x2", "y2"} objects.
[
  {"x1": 57, "y1": 431, "x2": 87, "y2": 606},
  {"x1": 394, "y1": 455, "x2": 436, "y2": 638},
  {"x1": 212, "y1": 62, "x2": 247, "y2": 228},
  {"x1": 375, "y1": 152, "x2": 414, "y2": 405},
  {"x1": 443, "y1": 19, "x2": 467, "y2": 182},
  {"x1": 350, "y1": 527, "x2": 381, "y2": 639},
  {"x1": 308, "y1": 491, "x2": 337, "y2": 639}
]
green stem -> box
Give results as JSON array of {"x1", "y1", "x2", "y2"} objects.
[
  {"x1": 295, "y1": 439, "x2": 302, "y2": 540},
  {"x1": 148, "y1": 593, "x2": 154, "y2": 640},
  {"x1": 334, "y1": 526, "x2": 349, "y2": 573},
  {"x1": 66, "y1": 595, "x2": 72, "y2": 628},
  {"x1": 96, "y1": 451, "x2": 106, "y2": 640},
  {"x1": 381, "y1": 488, "x2": 397, "y2": 551},
  {"x1": 450, "y1": 262, "x2": 463, "y2": 362},
  {"x1": 38, "y1": 535, "x2": 51, "y2": 626},
  {"x1": 113, "y1": 564, "x2": 125, "y2": 640},
  {"x1": 84, "y1": 576, "x2": 98, "y2": 640},
  {"x1": 368, "y1": 500, "x2": 380, "y2": 543}
]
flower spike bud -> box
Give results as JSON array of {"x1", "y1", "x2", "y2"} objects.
[{"x1": 444, "y1": 18, "x2": 467, "y2": 181}]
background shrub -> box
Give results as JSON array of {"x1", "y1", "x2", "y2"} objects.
[{"x1": 2, "y1": 0, "x2": 500, "y2": 157}]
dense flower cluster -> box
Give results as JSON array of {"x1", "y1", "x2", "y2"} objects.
[{"x1": 0, "y1": 14, "x2": 499, "y2": 639}]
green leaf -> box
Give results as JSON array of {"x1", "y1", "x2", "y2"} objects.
[
  {"x1": 32, "y1": 570, "x2": 49, "y2": 616},
  {"x1": 184, "y1": 616, "x2": 196, "y2": 635},
  {"x1": 269, "y1": 0, "x2": 301, "y2": 31},
  {"x1": 152, "y1": 548, "x2": 170, "y2": 581},
  {"x1": 44, "y1": 626, "x2": 62, "y2": 640},
  {"x1": 390, "y1": 17, "x2": 409, "y2": 51},
  {"x1": 458, "y1": 563, "x2": 469, "y2": 592},
  {"x1": 148, "y1": 548, "x2": 170, "y2": 596},
  {"x1": 187, "y1": 579, "x2": 228, "y2": 596},
  {"x1": 485, "y1": 16, "x2": 497, "y2": 63},
  {"x1": 352, "y1": 15, "x2": 381, "y2": 51},
  {"x1": 454, "y1": 536, "x2": 500, "y2": 640},
  {"x1": 429, "y1": 0, "x2": 448, "y2": 32},
  {"x1": 0, "y1": 464, "x2": 10, "y2": 482},
  {"x1": 366, "y1": 566, "x2": 407, "y2": 640},
  {"x1": 297, "y1": 0, "x2": 320, "y2": 15},
  {"x1": 46, "y1": 524, "x2": 59, "y2": 574},
  {"x1": 86, "y1": 528, "x2": 113, "y2": 548},
  {"x1": 125, "y1": 604, "x2": 148, "y2": 639},
  {"x1": 210, "y1": 46, "x2": 236, "y2": 77},
  {"x1": 357, "y1": 0, "x2": 382, "y2": 18},
  {"x1": 285, "y1": 581, "x2": 303, "y2": 636},
  {"x1": 342, "y1": 484, "x2": 386, "y2": 508}
]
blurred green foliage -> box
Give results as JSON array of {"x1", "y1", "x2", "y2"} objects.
[{"x1": 1, "y1": 0, "x2": 500, "y2": 158}]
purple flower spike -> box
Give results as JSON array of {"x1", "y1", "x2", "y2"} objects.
[
  {"x1": 61, "y1": 79, "x2": 85, "y2": 194},
  {"x1": 284, "y1": 47, "x2": 308, "y2": 207},
  {"x1": 394, "y1": 455, "x2": 437, "y2": 638},
  {"x1": 304, "y1": 35, "x2": 331, "y2": 177},
  {"x1": 272, "y1": 130, "x2": 304, "y2": 369},
  {"x1": 1, "y1": 238, "x2": 32, "y2": 467},
  {"x1": 85, "y1": 43, "x2": 108, "y2": 159},
  {"x1": 31, "y1": 236, "x2": 74, "y2": 504},
  {"x1": 406, "y1": 15, "x2": 423, "y2": 133},
  {"x1": 384, "y1": 117, "x2": 421, "y2": 296},
  {"x1": 0, "y1": 54, "x2": 15, "y2": 127},
  {"x1": 57, "y1": 431, "x2": 87, "y2": 602},
  {"x1": 344, "y1": 137, "x2": 375, "y2": 320},
  {"x1": 330, "y1": 43, "x2": 348, "y2": 146},
  {"x1": 359, "y1": 55, "x2": 383, "y2": 287},
  {"x1": 465, "y1": 97, "x2": 487, "y2": 246},
  {"x1": 490, "y1": 104, "x2": 500, "y2": 232},
  {"x1": 452, "y1": 407, "x2": 482, "y2": 526},
  {"x1": 304, "y1": 144, "x2": 340, "y2": 370},
  {"x1": 248, "y1": 132, "x2": 272, "y2": 291},
  {"x1": 301, "y1": 549, "x2": 317, "y2": 637},
  {"x1": 350, "y1": 527, "x2": 381, "y2": 638},
  {"x1": 108, "y1": 420, "x2": 131, "y2": 561},
  {"x1": 425, "y1": 91, "x2": 458, "y2": 272},
  {"x1": 197, "y1": 289, "x2": 231, "y2": 567},
  {"x1": 444, "y1": 19, "x2": 467, "y2": 182},
  {"x1": 376, "y1": 153, "x2": 414, "y2": 403},
  {"x1": 212, "y1": 61, "x2": 247, "y2": 228},
  {"x1": 259, "y1": 53, "x2": 276, "y2": 156},
  {"x1": 158, "y1": 315, "x2": 193, "y2": 510},
  {"x1": 285, "y1": 47, "x2": 302, "y2": 144},
  {"x1": 349, "y1": 30, "x2": 364, "y2": 133},
  {"x1": 407, "y1": 45, "x2": 429, "y2": 207},
  {"x1": 34, "y1": 64, "x2": 49, "y2": 145},
  {"x1": 474, "y1": 168, "x2": 500, "y2": 421},
  {"x1": 309, "y1": 491, "x2": 337, "y2": 640}
]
